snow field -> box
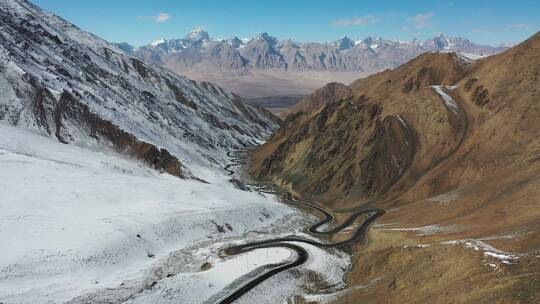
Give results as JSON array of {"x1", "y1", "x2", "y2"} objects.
[{"x1": 0, "y1": 124, "x2": 295, "y2": 303}]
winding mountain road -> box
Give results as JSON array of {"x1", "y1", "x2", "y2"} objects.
[{"x1": 213, "y1": 149, "x2": 385, "y2": 303}]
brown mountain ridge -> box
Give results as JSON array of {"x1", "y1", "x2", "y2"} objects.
[
  {"x1": 249, "y1": 32, "x2": 540, "y2": 303},
  {"x1": 278, "y1": 82, "x2": 352, "y2": 118}
]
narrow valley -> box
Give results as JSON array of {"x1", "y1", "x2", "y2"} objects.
[{"x1": 1, "y1": 1, "x2": 539, "y2": 303}]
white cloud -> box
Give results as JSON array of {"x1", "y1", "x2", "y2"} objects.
[
  {"x1": 155, "y1": 13, "x2": 171, "y2": 23},
  {"x1": 138, "y1": 12, "x2": 171, "y2": 23},
  {"x1": 409, "y1": 12, "x2": 434, "y2": 29},
  {"x1": 333, "y1": 15, "x2": 379, "y2": 27}
]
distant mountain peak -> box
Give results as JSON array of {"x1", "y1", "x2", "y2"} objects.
[
  {"x1": 184, "y1": 28, "x2": 210, "y2": 42},
  {"x1": 227, "y1": 36, "x2": 244, "y2": 48},
  {"x1": 150, "y1": 38, "x2": 166, "y2": 46},
  {"x1": 257, "y1": 32, "x2": 270, "y2": 39},
  {"x1": 255, "y1": 32, "x2": 278, "y2": 45},
  {"x1": 362, "y1": 36, "x2": 383, "y2": 44},
  {"x1": 333, "y1": 36, "x2": 355, "y2": 50}
]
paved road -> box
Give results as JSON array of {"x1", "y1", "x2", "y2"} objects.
[{"x1": 214, "y1": 149, "x2": 384, "y2": 303}]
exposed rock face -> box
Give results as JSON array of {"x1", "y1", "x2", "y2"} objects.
[
  {"x1": 424, "y1": 34, "x2": 500, "y2": 54},
  {"x1": 207, "y1": 42, "x2": 246, "y2": 69},
  {"x1": 332, "y1": 36, "x2": 356, "y2": 51},
  {"x1": 51, "y1": 91, "x2": 184, "y2": 177},
  {"x1": 0, "y1": 0, "x2": 280, "y2": 177},
  {"x1": 257, "y1": 101, "x2": 416, "y2": 202},
  {"x1": 240, "y1": 33, "x2": 287, "y2": 69}
]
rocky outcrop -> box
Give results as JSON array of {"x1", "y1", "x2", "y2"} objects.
[
  {"x1": 239, "y1": 33, "x2": 287, "y2": 69},
  {"x1": 471, "y1": 85, "x2": 490, "y2": 106},
  {"x1": 54, "y1": 91, "x2": 184, "y2": 177},
  {"x1": 252, "y1": 96, "x2": 417, "y2": 206}
]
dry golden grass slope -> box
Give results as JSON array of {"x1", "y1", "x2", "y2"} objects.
[{"x1": 250, "y1": 32, "x2": 540, "y2": 303}]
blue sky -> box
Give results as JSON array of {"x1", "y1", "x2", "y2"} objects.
[{"x1": 32, "y1": 0, "x2": 539, "y2": 46}]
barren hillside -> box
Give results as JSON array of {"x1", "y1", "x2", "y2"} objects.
[{"x1": 249, "y1": 32, "x2": 540, "y2": 303}]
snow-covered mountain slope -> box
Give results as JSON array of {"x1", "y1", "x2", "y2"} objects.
[
  {"x1": 0, "y1": 2, "x2": 350, "y2": 303},
  {"x1": 0, "y1": 123, "x2": 297, "y2": 303},
  {"x1": 0, "y1": 0, "x2": 279, "y2": 176}
]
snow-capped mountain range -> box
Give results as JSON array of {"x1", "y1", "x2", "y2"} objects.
[
  {"x1": 118, "y1": 28, "x2": 507, "y2": 73},
  {"x1": 0, "y1": 0, "x2": 279, "y2": 177}
]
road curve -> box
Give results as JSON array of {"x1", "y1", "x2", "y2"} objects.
[
  {"x1": 211, "y1": 243, "x2": 308, "y2": 304},
  {"x1": 213, "y1": 149, "x2": 385, "y2": 303}
]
